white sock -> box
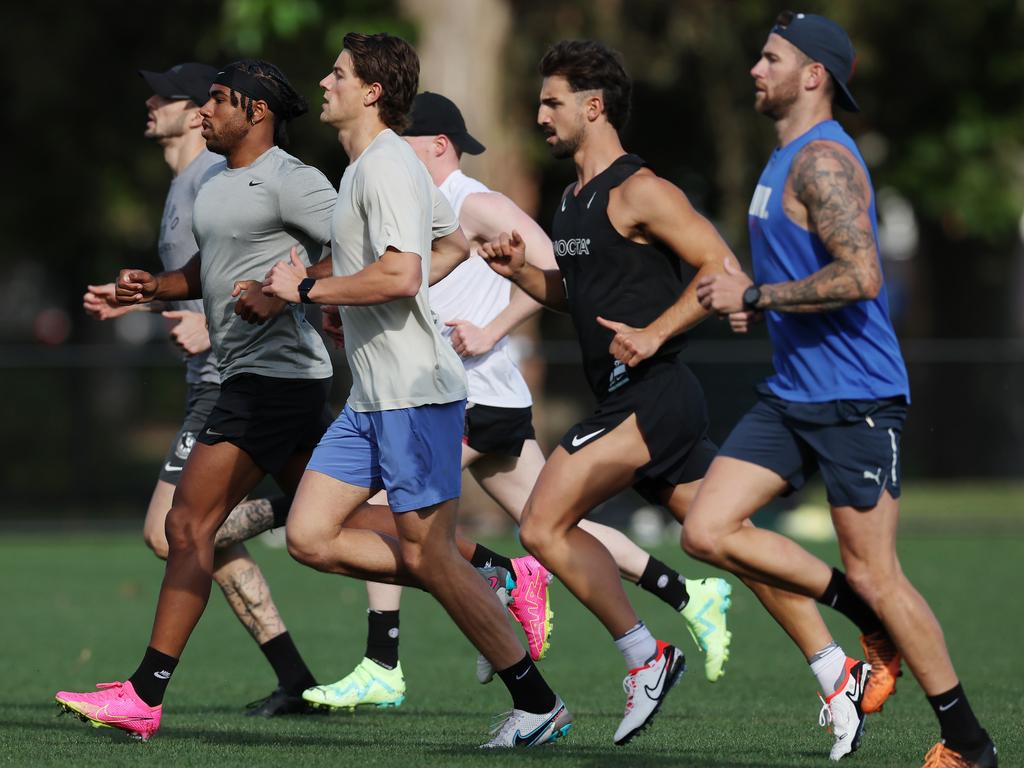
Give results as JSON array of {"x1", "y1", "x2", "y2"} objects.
[
  {"x1": 615, "y1": 621, "x2": 657, "y2": 670},
  {"x1": 808, "y1": 642, "x2": 847, "y2": 694}
]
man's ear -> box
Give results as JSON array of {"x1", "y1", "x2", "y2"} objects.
[
  {"x1": 186, "y1": 107, "x2": 203, "y2": 129},
  {"x1": 249, "y1": 99, "x2": 270, "y2": 126}
]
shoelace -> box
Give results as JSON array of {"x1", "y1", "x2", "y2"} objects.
[
  {"x1": 817, "y1": 694, "x2": 833, "y2": 731},
  {"x1": 96, "y1": 682, "x2": 127, "y2": 699},
  {"x1": 487, "y1": 710, "x2": 516, "y2": 739},
  {"x1": 621, "y1": 676, "x2": 637, "y2": 714},
  {"x1": 865, "y1": 634, "x2": 899, "y2": 665},
  {"x1": 922, "y1": 742, "x2": 968, "y2": 768}
]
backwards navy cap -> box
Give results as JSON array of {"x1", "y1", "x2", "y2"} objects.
[{"x1": 771, "y1": 11, "x2": 859, "y2": 112}]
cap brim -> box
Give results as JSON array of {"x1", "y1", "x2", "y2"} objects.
[
  {"x1": 138, "y1": 69, "x2": 191, "y2": 101},
  {"x1": 831, "y1": 75, "x2": 860, "y2": 112},
  {"x1": 454, "y1": 132, "x2": 485, "y2": 155}
]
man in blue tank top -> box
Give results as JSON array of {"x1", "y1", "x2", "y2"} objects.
[{"x1": 692, "y1": 13, "x2": 996, "y2": 768}]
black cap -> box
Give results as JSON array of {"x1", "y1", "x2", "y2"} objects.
[
  {"x1": 771, "y1": 12, "x2": 859, "y2": 112},
  {"x1": 405, "y1": 92, "x2": 485, "y2": 155},
  {"x1": 138, "y1": 62, "x2": 218, "y2": 106}
]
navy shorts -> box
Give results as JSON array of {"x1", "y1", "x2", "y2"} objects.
[
  {"x1": 159, "y1": 382, "x2": 220, "y2": 485},
  {"x1": 307, "y1": 400, "x2": 466, "y2": 513},
  {"x1": 719, "y1": 385, "x2": 908, "y2": 509}
]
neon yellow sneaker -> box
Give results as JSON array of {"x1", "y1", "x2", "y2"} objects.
[
  {"x1": 302, "y1": 658, "x2": 405, "y2": 710},
  {"x1": 680, "y1": 577, "x2": 732, "y2": 682}
]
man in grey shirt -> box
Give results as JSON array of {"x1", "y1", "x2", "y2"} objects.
[
  {"x1": 263, "y1": 33, "x2": 572, "y2": 749},
  {"x1": 59, "y1": 59, "x2": 337, "y2": 740},
  {"x1": 81, "y1": 62, "x2": 318, "y2": 717}
]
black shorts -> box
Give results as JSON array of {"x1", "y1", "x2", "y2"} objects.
[
  {"x1": 718, "y1": 384, "x2": 908, "y2": 509},
  {"x1": 464, "y1": 404, "x2": 536, "y2": 457},
  {"x1": 559, "y1": 358, "x2": 718, "y2": 504},
  {"x1": 196, "y1": 373, "x2": 333, "y2": 475},
  {"x1": 159, "y1": 382, "x2": 221, "y2": 485}
]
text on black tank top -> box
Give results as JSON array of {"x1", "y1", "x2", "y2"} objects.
[{"x1": 552, "y1": 154, "x2": 690, "y2": 400}]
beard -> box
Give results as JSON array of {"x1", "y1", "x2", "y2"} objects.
[
  {"x1": 144, "y1": 111, "x2": 188, "y2": 140},
  {"x1": 547, "y1": 126, "x2": 583, "y2": 159},
  {"x1": 754, "y1": 76, "x2": 801, "y2": 120},
  {"x1": 204, "y1": 119, "x2": 247, "y2": 156}
]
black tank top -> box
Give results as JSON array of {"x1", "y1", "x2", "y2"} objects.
[{"x1": 552, "y1": 154, "x2": 689, "y2": 400}]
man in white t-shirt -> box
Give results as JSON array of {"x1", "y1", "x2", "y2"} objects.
[
  {"x1": 308, "y1": 92, "x2": 733, "y2": 710},
  {"x1": 262, "y1": 33, "x2": 572, "y2": 749}
]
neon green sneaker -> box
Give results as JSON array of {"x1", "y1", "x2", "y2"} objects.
[
  {"x1": 680, "y1": 577, "x2": 732, "y2": 682},
  {"x1": 302, "y1": 658, "x2": 405, "y2": 710}
]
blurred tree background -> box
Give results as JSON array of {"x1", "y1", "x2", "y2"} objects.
[{"x1": 2, "y1": 0, "x2": 1023, "y2": 518}]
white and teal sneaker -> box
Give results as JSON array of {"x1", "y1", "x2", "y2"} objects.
[
  {"x1": 302, "y1": 658, "x2": 405, "y2": 710},
  {"x1": 480, "y1": 696, "x2": 573, "y2": 748},
  {"x1": 680, "y1": 577, "x2": 732, "y2": 682}
]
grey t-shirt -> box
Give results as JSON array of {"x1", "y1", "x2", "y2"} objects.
[
  {"x1": 159, "y1": 149, "x2": 222, "y2": 385},
  {"x1": 333, "y1": 129, "x2": 465, "y2": 411},
  {"x1": 193, "y1": 146, "x2": 334, "y2": 382}
]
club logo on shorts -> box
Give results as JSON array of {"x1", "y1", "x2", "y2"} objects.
[{"x1": 174, "y1": 431, "x2": 197, "y2": 460}]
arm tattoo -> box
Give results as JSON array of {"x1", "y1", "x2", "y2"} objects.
[
  {"x1": 214, "y1": 498, "x2": 275, "y2": 549},
  {"x1": 762, "y1": 142, "x2": 881, "y2": 313}
]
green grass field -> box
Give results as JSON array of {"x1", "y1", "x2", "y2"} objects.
[{"x1": 1, "y1": 525, "x2": 1021, "y2": 767}]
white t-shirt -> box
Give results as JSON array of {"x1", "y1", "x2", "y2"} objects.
[
  {"x1": 332, "y1": 129, "x2": 466, "y2": 411},
  {"x1": 431, "y1": 170, "x2": 533, "y2": 408}
]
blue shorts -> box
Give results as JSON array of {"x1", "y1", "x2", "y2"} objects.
[
  {"x1": 307, "y1": 400, "x2": 466, "y2": 513},
  {"x1": 719, "y1": 385, "x2": 907, "y2": 509}
]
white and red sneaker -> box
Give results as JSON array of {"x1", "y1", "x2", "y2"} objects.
[
  {"x1": 818, "y1": 658, "x2": 871, "y2": 761},
  {"x1": 56, "y1": 680, "x2": 162, "y2": 741},
  {"x1": 613, "y1": 640, "x2": 686, "y2": 746}
]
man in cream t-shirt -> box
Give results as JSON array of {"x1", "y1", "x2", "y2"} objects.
[{"x1": 263, "y1": 32, "x2": 572, "y2": 749}]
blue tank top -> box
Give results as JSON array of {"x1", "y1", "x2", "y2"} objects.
[{"x1": 748, "y1": 120, "x2": 910, "y2": 403}]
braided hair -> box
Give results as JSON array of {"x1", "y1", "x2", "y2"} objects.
[{"x1": 222, "y1": 59, "x2": 308, "y2": 146}]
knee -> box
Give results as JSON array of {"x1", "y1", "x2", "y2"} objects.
[
  {"x1": 398, "y1": 540, "x2": 430, "y2": 583},
  {"x1": 143, "y1": 526, "x2": 169, "y2": 560},
  {"x1": 285, "y1": 524, "x2": 324, "y2": 569},
  {"x1": 681, "y1": 521, "x2": 723, "y2": 564},
  {"x1": 163, "y1": 505, "x2": 212, "y2": 556},
  {"x1": 518, "y1": 512, "x2": 552, "y2": 559}
]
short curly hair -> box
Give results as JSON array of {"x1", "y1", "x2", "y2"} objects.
[
  {"x1": 343, "y1": 32, "x2": 419, "y2": 132},
  {"x1": 539, "y1": 40, "x2": 632, "y2": 131}
]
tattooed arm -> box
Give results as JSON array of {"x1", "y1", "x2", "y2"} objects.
[{"x1": 757, "y1": 140, "x2": 882, "y2": 313}]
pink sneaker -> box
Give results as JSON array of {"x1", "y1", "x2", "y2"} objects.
[
  {"x1": 508, "y1": 556, "x2": 554, "y2": 661},
  {"x1": 55, "y1": 680, "x2": 162, "y2": 741}
]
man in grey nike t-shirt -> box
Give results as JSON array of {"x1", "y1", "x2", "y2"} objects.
[
  {"x1": 80, "y1": 62, "x2": 317, "y2": 716},
  {"x1": 59, "y1": 59, "x2": 338, "y2": 737}
]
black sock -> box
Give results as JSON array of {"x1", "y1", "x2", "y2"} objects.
[
  {"x1": 365, "y1": 610, "x2": 400, "y2": 670},
  {"x1": 470, "y1": 544, "x2": 514, "y2": 574},
  {"x1": 496, "y1": 654, "x2": 557, "y2": 715},
  {"x1": 270, "y1": 496, "x2": 292, "y2": 528},
  {"x1": 637, "y1": 557, "x2": 690, "y2": 611},
  {"x1": 128, "y1": 646, "x2": 179, "y2": 707},
  {"x1": 928, "y1": 683, "x2": 988, "y2": 753},
  {"x1": 817, "y1": 568, "x2": 883, "y2": 634},
  {"x1": 258, "y1": 632, "x2": 316, "y2": 695}
]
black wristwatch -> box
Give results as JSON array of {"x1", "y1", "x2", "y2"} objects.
[
  {"x1": 742, "y1": 285, "x2": 762, "y2": 311},
  {"x1": 298, "y1": 277, "x2": 317, "y2": 304}
]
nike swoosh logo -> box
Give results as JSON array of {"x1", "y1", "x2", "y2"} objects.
[
  {"x1": 560, "y1": 196, "x2": 567, "y2": 212},
  {"x1": 571, "y1": 428, "x2": 605, "y2": 447},
  {"x1": 515, "y1": 668, "x2": 529, "y2": 680},
  {"x1": 205, "y1": 427, "x2": 223, "y2": 436},
  {"x1": 643, "y1": 651, "x2": 671, "y2": 700},
  {"x1": 249, "y1": 180, "x2": 264, "y2": 186},
  {"x1": 938, "y1": 698, "x2": 960, "y2": 712},
  {"x1": 512, "y1": 706, "x2": 562, "y2": 746},
  {"x1": 586, "y1": 192, "x2": 596, "y2": 208},
  {"x1": 844, "y1": 665, "x2": 866, "y2": 707},
  {"x1": 162, "y1": 463, "x2": 183, "y2": 472}
]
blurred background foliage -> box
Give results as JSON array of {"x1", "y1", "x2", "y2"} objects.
[{"x1": 2, "y1": 0, "x2": 1023, "y2": 517}]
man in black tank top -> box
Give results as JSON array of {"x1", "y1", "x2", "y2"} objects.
[{"x1": 482, "y1": 40, "x2": 853, "y2": 750}]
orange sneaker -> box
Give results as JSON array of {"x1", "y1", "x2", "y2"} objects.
[
  {"x1": 859, "y1": 630, "x2": 901, "y2": 713},
  {"x1": 922, "y1": 739, "x2": 998, "y2": 767}
]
